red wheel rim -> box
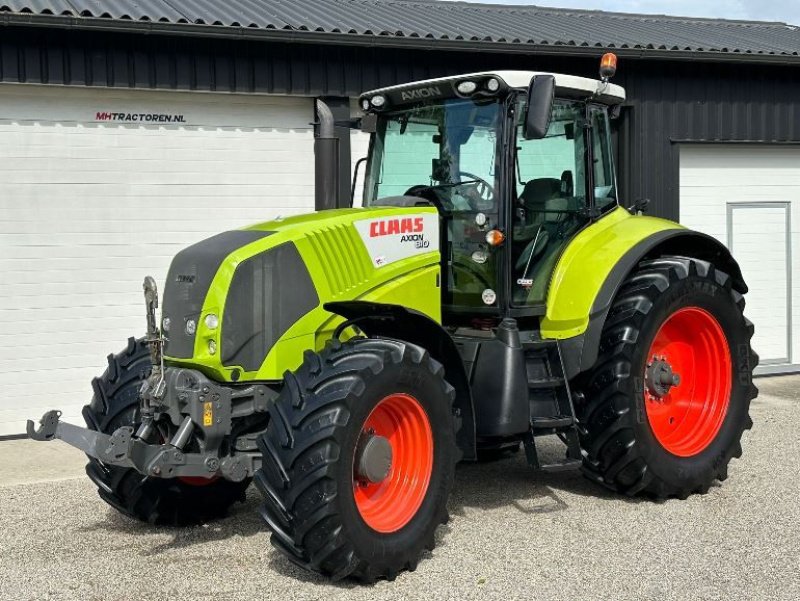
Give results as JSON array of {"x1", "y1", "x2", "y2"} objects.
[
  {"x1": 644, "y1": 307, "x2": 732, "y2": 457},
  {"x1": 178, "y1": 476, "x2": 217, "y2": 486},
  {"x1": 353, "y1": 393, "x2": 434, "y2": 533}
]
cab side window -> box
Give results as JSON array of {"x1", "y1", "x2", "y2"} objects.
[
  {"x1": 590, "y1": 107, "x2": 617, "y2": 212},
  {"x1": 515, "y1": 100, "x2": 586, "y2": 223}
]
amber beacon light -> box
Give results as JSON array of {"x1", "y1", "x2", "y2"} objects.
[{"x1": 600, "y1": 52, "x2": 618, "y2": 81}]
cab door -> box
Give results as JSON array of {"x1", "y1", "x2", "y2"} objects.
[{"x1": 510, "y1": 100, "x2": 591, "y2": 308}]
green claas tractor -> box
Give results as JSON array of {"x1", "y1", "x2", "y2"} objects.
[{"x1": 29, "y1": 56, "x2": 757, "y2": 582}]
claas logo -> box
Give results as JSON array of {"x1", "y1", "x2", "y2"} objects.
[{"x1": 369, "y1": 217, "x2": 424, "y2": 238}]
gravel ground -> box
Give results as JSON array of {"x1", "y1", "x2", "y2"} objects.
[{"x1": 1, "y1": 376, "x2": 798, "y2": 601}]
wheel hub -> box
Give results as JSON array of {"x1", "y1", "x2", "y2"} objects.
[
  {"x1": 645, "y1": 356, "x2": 681, "y2": 399},
  {"x1": 355, "y1": 432, "x2": 393, "y2": 484}
]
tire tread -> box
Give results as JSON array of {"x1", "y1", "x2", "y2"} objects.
[
  {"x1": 577, "y1": 256, "x2": 757, "y2": 499},
  {"x1": 83, "y1": 337, "x2": 249, "y2": 526},
  {"x1": 255, "y1": 337, "x2": 457, "y2": 581}
]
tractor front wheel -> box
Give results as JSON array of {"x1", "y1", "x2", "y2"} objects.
[
  {"x1": 83, "y1": 337, "x2": 250, "y2": 525},
  {"x1": 577, "y1": 256, "x2": 758, "y2": 499},
  {"x1": 256, "y1": 338, "x2": 458, "y2": 582}
]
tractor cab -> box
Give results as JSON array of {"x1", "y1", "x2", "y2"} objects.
[{"x1": 358, "y1": 69, "x2": 625, "y2": 325}]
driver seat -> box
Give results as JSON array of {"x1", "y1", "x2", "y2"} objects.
[
  {"x1": 518, "y1": 178, "x2": 561, "y2": 225},
  {"x1": 513, "y1": 177, "x2": 561, "y2": 271},
  {"x1": 514, "y1": 195, "x2": 573, "y2": 273}
]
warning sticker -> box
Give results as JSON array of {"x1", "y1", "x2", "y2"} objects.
[
  {"x1": 353, "y1": 214, "x2": 440, "y2": 268},
  {"x1": 203, "y1": 402, "x2": 213, "y2": 427}
]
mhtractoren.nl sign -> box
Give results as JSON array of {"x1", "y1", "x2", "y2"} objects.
[{"x1": 95, "y1": 112, "x2": 187, "y2": 123}]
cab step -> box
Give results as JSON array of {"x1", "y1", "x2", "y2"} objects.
[
  {"x1": 522, "y1": 337, "x2": 583, "y2": 472},
  {"x1": 521, "y1": 338, "x2": 558, "y2": 352},
  {"x1": 528, "y1": 376, "x2": 565, "y2": 389},
  {"x1": 540, "y1": 459, "x2": 583, "y2": 473},
  {"x1": 530, "y1": 415, "x2": 575, "y2": 430}
]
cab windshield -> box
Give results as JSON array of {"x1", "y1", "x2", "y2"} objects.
[
  {"x1": 364, "y1": 98, "x2": 500, "y2": 212},
  {"x1": 364, "y1": 98, "x2": 502, "y2": 312}
]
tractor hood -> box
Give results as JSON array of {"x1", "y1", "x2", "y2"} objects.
[
  {"x1": 161, "y1": 206, "x2": 441, "y2": 382},
  {"x1": 162, "y1": 230, "x2": 274, "y2": 359}
]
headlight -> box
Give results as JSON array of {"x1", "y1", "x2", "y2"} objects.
[
  {"x1": 204, "y1": 313, "x2": 219, "y2": 330},
  {"x1": 486, "y1": 78, "x2": 500, "y2": 92},
  {"x1": 457, "y1": 80, "x2": 477, "y2": 95},
  {"x1": 371, "y1": 95, "x2": 387, "y2": 108},
  {"x1": 185, "y1": 319, "x2": 196, "y2": 335},
  {"x1": 471, "y1": 250, "x2": 488, "y2": 265},
  {"x1": 208, "y1": 339, "x2": 217, "y2": 355}
]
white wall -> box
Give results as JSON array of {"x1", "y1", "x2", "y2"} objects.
[{"x1": 0, "y1": 84, "x2": 315, "y2": 435}]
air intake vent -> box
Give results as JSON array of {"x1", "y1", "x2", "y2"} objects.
[{"x1": 221, "y1": 242, "x2": 319, "y2": 372}]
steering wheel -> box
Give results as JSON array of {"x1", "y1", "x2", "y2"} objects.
[
  {"x1": 405, "y1": 171, "x2": 494, "y2": 212},
  {"x1": 455, "y1": 171, "x2": 494, "y2": 209}
]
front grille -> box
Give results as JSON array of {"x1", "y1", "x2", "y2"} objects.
[{"x1": 221, "y1": 242, "x2": 319, "y2": 372}]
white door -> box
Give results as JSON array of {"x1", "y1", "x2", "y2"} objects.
[
  {"x1": 0, "y1": 84, "x2": 314, "y2": 435},
  {"x1": 679, "y1": 145, "x2": 799, "y2": 374},
  {"x1": 729, "y1": 203, "x2": 791, "y2": 363}
]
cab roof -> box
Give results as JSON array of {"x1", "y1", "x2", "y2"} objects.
[{"x1": 361, "y1": 70, "x2": 626, "y2": 106}]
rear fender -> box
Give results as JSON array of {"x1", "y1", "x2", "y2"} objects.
[
  {"x1": 564, "y1": 229, "x2": 746, "y2": 378},
  {"x1": 324, "y1": 301, "x2": 477, "y2": 461}
]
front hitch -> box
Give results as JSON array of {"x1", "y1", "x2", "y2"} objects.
[
  {"x1": 27, "y1": 411, "x2": 137, "y2": 467},
  {"x1": 26, "y1": 410, "x2": 60, "y2": 441},
  {"x1": 25, "y1": 410, "x2": 252, "y2": 481},
  {"x1": 26, "y1": 276, "x2": 270, "y2": 484},
  {"x1": 140, "y1": 276, "x2": 167, "y2": 405}
]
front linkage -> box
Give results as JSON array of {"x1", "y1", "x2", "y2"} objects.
[{"x1": 27, "y1": 277, "x2": 277, "y2": 484}]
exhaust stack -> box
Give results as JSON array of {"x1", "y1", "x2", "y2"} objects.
[{"x1": 314, "y1": 99, "x2": 340, "y2": 212}]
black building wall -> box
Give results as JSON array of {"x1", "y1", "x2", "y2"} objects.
[
  {"x1": 3, "y1": 26, "x2": 800, "y2": 220},
  {"x1": 617, "y1": 60, "x2": 800, "y2": 220}
]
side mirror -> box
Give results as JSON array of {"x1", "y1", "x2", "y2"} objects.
[{"x1": 523, "y1": 75, "x2": 555, "y2": 140}]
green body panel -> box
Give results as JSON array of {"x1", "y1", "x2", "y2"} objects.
[
  {"x1": 540, "y1": 206, "x2": 685, "y2": 339},
  {"x1": 166, "y1": 206, "x2": 441, "y2": 382},
  {"x1": 165, "y1": 203, "x2": 684, "y2": 383}
]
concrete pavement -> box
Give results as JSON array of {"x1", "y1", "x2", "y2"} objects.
[{"x1": 1, "y1": 376, "x2": 798, "y2": 601}]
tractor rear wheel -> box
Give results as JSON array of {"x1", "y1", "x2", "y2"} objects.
[
  {"x1": 83, "y1": 337, "x2": 250, "y2": 526},
  {"x1": 255, "y1": 338, "x2": 458, "y2": 582},
  {"x1": 576, "y1": 256, "x2": 758, "y2": 499}
]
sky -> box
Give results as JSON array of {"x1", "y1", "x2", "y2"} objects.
[{"x1": 443, "y1": 0, "x2": 800, "y2": 25}]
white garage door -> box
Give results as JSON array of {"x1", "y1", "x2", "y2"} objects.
[
  {"x1": 680, "y1": 145, "x2": 799, "y2": 375},
  {"x1": 0, "y1": 84, "x2": 314, "y2": 436}
]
